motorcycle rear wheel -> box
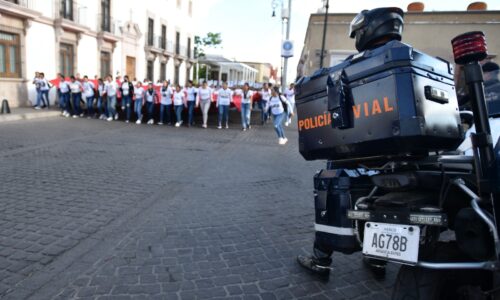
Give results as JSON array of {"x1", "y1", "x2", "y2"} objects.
[{"x1": 392, "y1": 242, "x2": 495, "y2": 300}]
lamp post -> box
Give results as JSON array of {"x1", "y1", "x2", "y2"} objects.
[
  {"x1": 319, "y1": 0, "x2": 329, "y2": 68},
  {"x1": 272, "y1": 0, "x2": 292, "y2": 89}
]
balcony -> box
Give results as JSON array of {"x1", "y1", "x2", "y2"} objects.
[
  {"x1": 0, "y1": 0, "x2": 42, "y2": 20},
  {"x1": 54, "y1": 1, "x2": 89, "y2": 33},
  {"x1": 96, "y1": 14, "x2": 120, "y2": 43},
  {"x1": 174, "y1": 45, "x2": 195, "y2": 61},
  {"x1": 144, "y1": 35, "x2": 163, "y2": 54}
]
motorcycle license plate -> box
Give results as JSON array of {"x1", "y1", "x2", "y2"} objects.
[{"x1": 362, "y1": 222, "x2": 420, "y2": 265}]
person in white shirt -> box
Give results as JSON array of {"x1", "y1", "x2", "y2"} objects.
[
  {"x1": 134, "y1": 81, "x2": 145, "y2": 124},
  {"x1": 58, "y1": 73, "x2": 71, "y2": 117},
  {"x1": 96, "y1": 78, "x2": 107, "y2": 120},
  {"x1": 259, "y1": 83, "x2": 271, "y2": 125},
  {"x1": 284, "y1": 83, "x2": 296, "y2": 126},
  {"x1": 39, "y1": 72, "x2": 51, "y2": 109},
  {"x1": 105, "y1": 75, "x2": 119, "y2": 121},
  {"x1": 217, "y1": 82, "x2": 233, "y2": 129},
  {"x1": 267, "y1": 86, "x2": 292, "y2": 145},
  {"x1": 69, "y1": 75, "x2": 83, "y2": 118},
  {"x1": 159, "y1": 81, "x2": 173, "y2": 125},
  {"x1": 83, "y1": 76, "x2": 95, "y2": 118},
  {"x1": 120, "y1": 75, "x2": 134, "y2": 123},
  {"x1": 145, "y1": 83, "x2": 158, "y2": 125},
  {"x1": 33, "y1": 72, "x2": 42, "y2": 109},
  {"x1": 173, "y1": 84, "x2": 186, "y2": 127},
  {"x1": 197, "y1": 81, "x2": 212, "y2": 128},
  {"x1": 239, "y1": 83, "x2": 253, "y2": 131},
  {"x1": 185, "y1": 80, "x2": 197, "y2": 127}
]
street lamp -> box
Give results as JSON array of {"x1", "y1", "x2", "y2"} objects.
[{"x1": 271, "y1": 0, "x2": 292, "y2": 89}]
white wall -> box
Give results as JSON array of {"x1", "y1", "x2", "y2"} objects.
[
  {"x1": 25, "y1": 22, "x2": 56, "y2": 105},
  {"x1": 77, "y1": 35, "x2": 98, "y2": 77}
]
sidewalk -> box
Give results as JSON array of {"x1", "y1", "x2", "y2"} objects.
[{"x1": 0, "y1": 107, "x2": 60, "y2": 123}]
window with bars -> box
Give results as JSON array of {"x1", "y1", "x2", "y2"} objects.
[
  {"x1": 160, "y1": 63, "x2": 166, "y2": 81},
  {"x1": 147, "y1": 60, "x2": 154, "y2": 82},
  {"x1": 0, "y1": 31, "x2": 21, "y2": 78},
  {"x1": 174, "y1": 65, "x2": 179, "y2": 85},
  {"x1": 100, "y1": 51, "x2": 111, "y2": 79},
  {"x1": 59, "y1": 43, "x2": 74, "y2": 76},
  {"x1": 60, "y1": 0, "x2": 73, "y2": 20},
  {"x1": 101, "y1": 0, "x2": 111, "y2": 32},
  {"x1": 147, "y1": 18, "x2": 154, "y2": 46},
  {"x1": 175, "y1": 31, "x2": 180, "y2": 55},
  {"x1": 161, "y1": 25, "x2": 167, "y2": 49}
]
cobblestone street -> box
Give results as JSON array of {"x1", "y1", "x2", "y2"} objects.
[{"x1": 0, "y1": 117, "x2": 397, "y2": 299}]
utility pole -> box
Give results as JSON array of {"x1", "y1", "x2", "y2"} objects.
[
  {"x1": 282, "y1": 0, "x2": 292, "y2": 88},
  {"x1": 319, "y1": 0, "x2": 329, "y2": 68},
  {"x1": 273, "y1": 0, "x2": 292, "y2": 89}
]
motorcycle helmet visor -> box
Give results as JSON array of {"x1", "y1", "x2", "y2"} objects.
[{"x1": 349, "y1": 10, "x2": 367, "y2": 38}]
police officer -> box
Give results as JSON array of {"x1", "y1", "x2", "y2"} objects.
[{"x1": 296, "y1": 7, "x2": 404, "y2": 277}]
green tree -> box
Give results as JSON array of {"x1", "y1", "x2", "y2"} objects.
[
  {"x1": 194, "y1": 32, "x2": 222, "y2": 81},
  {"x1": 194, "y1": 32, "x2": 222, "y2": 59}
]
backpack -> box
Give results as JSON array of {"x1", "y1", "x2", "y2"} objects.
[{"x1": 279, "y1": 94, "x2": 288, "y2": 113}]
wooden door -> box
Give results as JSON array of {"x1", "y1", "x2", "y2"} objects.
[{"x1": 126, "y1": 56, "x2": 136, "y2": 80}]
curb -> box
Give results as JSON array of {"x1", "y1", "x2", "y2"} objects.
[{"x1": 0, "y1": 110, "x2": 60, "y2": 123}]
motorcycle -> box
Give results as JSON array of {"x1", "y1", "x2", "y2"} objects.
[{"x1": 295, "y1": 15, "x2": 500, "y2": 299}]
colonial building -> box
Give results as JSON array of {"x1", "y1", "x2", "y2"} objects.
[
  {"x1": 298, "y1": 2, "x2": 500, "y2": 78},
  {"x1": 0, "y1": 0, "x2": 196, "y2": 107},
  {"x1": 241, "y1": 61, "x2": 273, "y2": 83},
  {"x1": 197, "y1": 54, "x2": 257, "y2": 86}
]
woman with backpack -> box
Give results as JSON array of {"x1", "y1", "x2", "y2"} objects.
[{"x1": 267, "y1": 86, "x2": 292, "y2": 145}]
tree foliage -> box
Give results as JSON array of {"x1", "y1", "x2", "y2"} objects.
[{"x1": 194, "y1": 32, "x2": 222, "y2": 59}]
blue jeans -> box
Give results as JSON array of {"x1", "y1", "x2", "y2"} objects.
[
  {"x1": 175, "y1": 105, "x2": 183, "y2": 123},
  {"x1": 86, "y1": 95, "x2": 94, "y2": 116},
  {"x1": 122, "y1": 95, "x2": 132, "y2": 121},
  {"x1": 41, "y1": 90, "x2": 49, "y2": 107},
  {"x1": 146, "y1": 101, "x2": 154, "y2": 120},
  {"x1": 36, "y1": 90, "x2": 49, "y2": 107},
  {"x1": 160, "y1": 104, "x2": 172, "y2": 124},
  {"x1": 241, "y1": 103, "x2": 251, "y2": 129},
  {"x1": 59, "y1": 92, "x2": 69, "y2": 111},
  {"x1": 218, "y1": 105, "x2": 229, "y2": 126},
  {"x1": 272, "y1": 112, "x2": 286, "y2": 138},
  {"x1": 135, "y1": 98, "x2": 143, "y2": 121},
  {"x1": 107, "y1": 95, "x2": 117, "y2": 118},
  {"x1": 259, "y1": 100, "x2": 268, "y2": 123},
  {"x1": 97, "y1": 96, "x2": 104, "y2": 115},
  {"x1": 187, "y1": 101, "x2": 196, "y2": 125},
  {"x1": 72, "y1": 92, "x2": 82, "y2": 115}
]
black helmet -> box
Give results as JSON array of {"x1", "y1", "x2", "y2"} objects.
[{"x1": 349, "y1": 7, "x2": 404, "y2": 52}]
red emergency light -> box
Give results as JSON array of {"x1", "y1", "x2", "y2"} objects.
[{"x1": 451, "y1": 31, "x2": 488, "y2": 65}]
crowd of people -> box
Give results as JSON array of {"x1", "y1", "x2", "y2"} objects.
[{"x1": 32, "y1": 72, "x2": 296, "y2": 144}]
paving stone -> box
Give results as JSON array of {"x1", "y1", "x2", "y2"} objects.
[{"x1": 0, "y1": 118, "x2": 396, "y2": 299}]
